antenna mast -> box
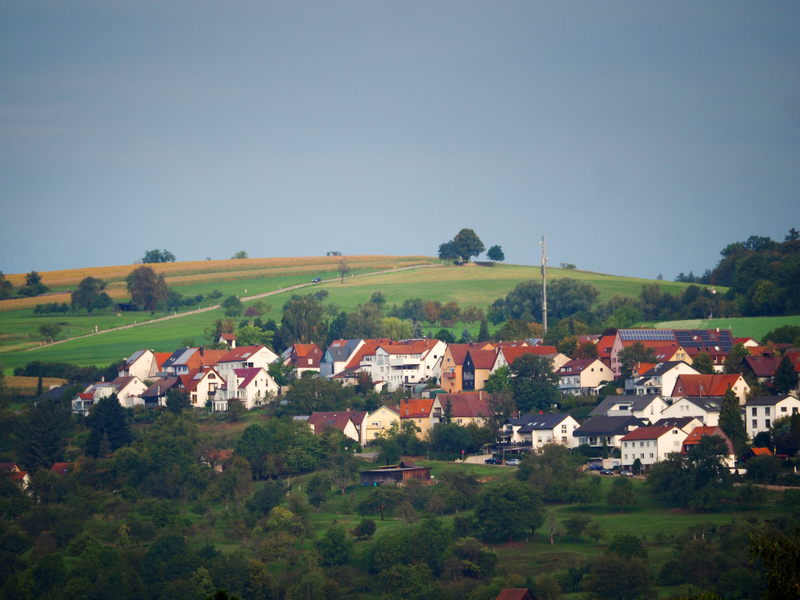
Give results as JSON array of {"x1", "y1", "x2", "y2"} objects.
[{"x1": 541, "y1": 236, "x2": 547, "y2": 333}]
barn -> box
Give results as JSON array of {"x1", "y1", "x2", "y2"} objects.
[{"x1": 359, "y1": 460, "x2": 431, "y2": 486}]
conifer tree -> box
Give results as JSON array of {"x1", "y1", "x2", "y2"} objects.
[
  {"x1": 774, "y1": 354, "x2": 799, "y2": 395},
  {"x1": 718, "y1": 387, "x2": 748, "y2": 455},
  {"x1": 86, "y1": 393, "x2": 133, "y2": 457},
  {"x1": 478, "y1": 319, "x2": 490, "y2": 342}
]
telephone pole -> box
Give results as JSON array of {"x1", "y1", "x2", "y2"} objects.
[{"x1": 541, "y1": 236, "x2": 548, "y2": 333}]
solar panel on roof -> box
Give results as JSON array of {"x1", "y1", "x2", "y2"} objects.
[{"x1": 620, "y1": 330, "x2": 674, "y2": 342}]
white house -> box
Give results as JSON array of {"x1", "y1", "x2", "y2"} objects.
[
  {"x1": 572, "y1": 416, "x2": 644, "y2": 449},
  {"x1": 118, "y1": 350, "x2": 158, "y2": 380},
  {"x1": 619, "y1": 425, "x2": 688, "y2": 469},
  {"x1": 744, "y1": 395, "x2": 800, "y2": 440},
  {"x1": 357, "y1": 339, "x2": 446, "y2": 392},
  {"x1": 213, "y1": 367, "x2": 279, "y2": 410},
  {"x1": 499, "y1": 413, "x2": 581, "y2": 449},
  {"x1": 180, "y1": 368, "x2": 224, "y2": 409},
  {"x1": 659, "y1": 396, "x2": 724, "y2": 427},
  {"x1": 589, "y1": 395, "x2": 669, "y2": 423},
  {"x1": 216, "y1": 345, "x2": 279, "y2": 378},
  {"x1": 628, "y1": 361, "x2": 699, "y2": 396},
  {"x1": 320, "y1": 339, "x2": 365, "y2": 378},
  {"x1": 557, "y1": 359, "x2": 613, "y2": 395}
]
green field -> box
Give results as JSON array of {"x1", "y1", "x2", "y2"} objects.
[
  {"x1": 654, "y1": 315, "x2": 800, "y2": 342},
  {"x1": 0, "y1": 258, "x2": 705, "y2": 375}
]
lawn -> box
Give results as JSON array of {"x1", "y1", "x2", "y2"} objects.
[{"x1": 654, "y1": 315, "x2": 800, "y2": 342}]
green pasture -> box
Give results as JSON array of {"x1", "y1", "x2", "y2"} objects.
[
  {"x1": 0, "y1": 260, "x2": 706, "y2": 374},
  {"x1": 654, "y1": 315, "x2": 800, "y2": 342}
]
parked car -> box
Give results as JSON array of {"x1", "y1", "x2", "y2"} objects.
[
  {"x1": 599, "y1": 469, "x2": 614, "y2": 475},
  {"x1": 312, "y1": 277, "x2": 321, "y2": 283},
  {"x1": 620, "y1": 470, "x2": 634, "y2": 477},
  {"x1": 506, "y1": 458, "x2": 521, "y2": 466},
  {"x1": 485, "y1": 457, "x2": 503, "y2": 465},
  {"x1": 589, "y1": 464, "x2": 603, "y2": 471}
]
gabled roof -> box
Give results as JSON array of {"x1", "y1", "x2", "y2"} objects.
[
  {"x1": 653, "y1": 416, "x2": 701, "y2": 429},
  {"x1": 745, "y1": 395, "x2": 796, "y2": 406},
  {"x1": 325, "y1": 339, "x2": 364, "y2": 362},
  {"x1": 233, "y1": 368, "x2": 265, "y2": 389},
  {"x1": 748, "y1": 447, "x2": 773, "y2": 456},
  {"x1": 220, "y1": 333, "x2": 237, "y2": 341},
  {"x1": 468, "y1": 349, "x2": 497, "y2": 370},
  {"x1": 639, "y1": 361, "x2": 695, "y2": 378},
  {"x1": 508, "y1": 413, "x2": 572, "y2": 432},
  {"x1": 141, "y1": 377, "x2": 181, "y2": 398},
  {"x1": 620, "y1": 425, "x2": 676, "y2": 442},
  {"x1": 219, "y1": 345, "x2": 269, "y2": 363},
  {"x1": 558, "y1": 358, "x2": 602, "y2": 374},
  {"x1": 681, "y1": 426, "x2": 734, "y2": 455},
  {"x1": 49, "y1": 463, "x2": 71, "y2": 476},
  {"x1": 590, "y1": 395, "x2": 663, "y2": 417},
  {"x1": 437, "y1": 393, "x2": 492, "y2": 418},
  {"x1": 154, "y1": 352, "x2": 172, "y2": 371},
  {"x1": 597, "y1": 335, "x2": 616, "y2": 357},
  {"x1": 670, "y1": 374, "x2": 743, "y2": 397},
  {"x1": 744, "y1": 356, "x2": 781, "y2": 378},
  {"x1": 399, "y1": 399, "x2": 435, "y2": 418},
  {"x1": 124, "y1": 350, "x2": 149, "y2": 366},
  {"x1": 161, "y1": 348, "x2": 198, "y2": 369},
  {"x1": 679, "y1": 396, "x2": 724, "y2": 412},
  {"x1": 500, "y1": 346, "x2": 558, "y2": 365},
  {"x1": 573, "y1": 416, "x2": 644, "y2": 436},
  {"x1": 344, "y1": 339, "x2": 392, "y2": 369},
  {"x1": 307, "y1": 412, "x2": 356, "y2": 435},
  {"x1": 446, "y1": 344, "x2": 473, "y2": 366},
  {"x1": 495, "y1": 590, "x2": 536, "y2": 600}
]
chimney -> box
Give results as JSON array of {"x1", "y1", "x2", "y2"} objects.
[{"x1": 199, "y1": 346, "x2": 204, "y2": 356}]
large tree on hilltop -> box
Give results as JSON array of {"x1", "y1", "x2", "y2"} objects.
[
  {"x1": 71, "y1": 277, "x2": 114, "y2": 315},
  {"x1": 439, "y1": 229, "x2": 485, "y2": 263}
]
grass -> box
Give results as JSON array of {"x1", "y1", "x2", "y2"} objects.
[
  {"x1": 653, "y1": 315, "x2": 800, "y2": 342},
  {"x1": 0, "y1": 257, "x2": 710, "y2": 375}
]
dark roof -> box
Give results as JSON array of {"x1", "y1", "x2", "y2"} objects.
[
  {"x1": 141, "y1": 377, "x2": 180, "y2": 398},
  {"x1": 745, "y1": 395, "x2": 795, "y2": 406},
  {"x1": 639, "y1": 361, "x2": 694, "y2": 377},
  {"x1": 324, "y1": 339, "x2": 363, "y2": 362},
  {"x1": 680, "y1": 396, "x2": 724, "y2": 412},
  {"x1": 744, "y1": 356, "x2": 781, "y2": 378},
  {"x1": 620, "y1": 426, "x2": 675, "y2": 441},
  {"x1": 590, "y1": 395, "x2": 662, "y2": 416},
  {"x1": 506, "y1": 413, "x2": 572, "y2": 432},
  {"x1": 653, "y1": 416, "x2": 700, "y2": 429},
  {"x1": 573, "y1": 416, "x2": 644, "y2": 436},
  {"x1": 161, "y1": 348, "x2": 197, "y2": 369}
]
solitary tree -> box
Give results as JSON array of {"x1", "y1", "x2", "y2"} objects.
[
  {"x1": 486, "y1": 245, "x2": 505, "y2": 264},
  {"x1": 452, "y1": 229, "x2": 485, "y2": 262},
  {"x1": 126, "y1": 266, "x2": 170, "y2": 310},
  {"x1": 38, "y1": 323, "x2": 61, "y2": 342},
  {"x1": 338, "y1": 257, "x2": 350, "y2": 283},
  {"x1": 231, "y1": 250, "x2": 248, "y2": 259},
  {"x1": 607, "y1": 477, "x2": 635, "y2": 513},
  {"x1": 71, "y1": 277, "x2": 113, "y2": 315},
  {"x1": 142, "y1": 249, "x2": 176, "y2": 263}
]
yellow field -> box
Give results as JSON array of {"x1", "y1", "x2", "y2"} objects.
[{"x1": 7, "y1": 376, "x2": 69, "y2": 396}]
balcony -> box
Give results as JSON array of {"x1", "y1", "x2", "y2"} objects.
[
  {"x1": 389, "y1": 356, "x2": 420, "y2": 367},
  {"x1": 443, "y1": 372, "x2": 456, "y2": 379}
]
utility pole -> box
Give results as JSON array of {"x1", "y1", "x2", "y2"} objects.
[{"x1": 541, "y1": 236, "x2": 548, "y2": 333}]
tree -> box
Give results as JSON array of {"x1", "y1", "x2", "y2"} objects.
[
  {"x1": 478, "y1": 318, "x2": 490, "y2": 342},
  {"x1": 142, "y1": 249, "x2": 176, "y2": 263},
  {"x1": 338, "y1": 257, "x2": 350, "y2": 283},
  {"x1": 487, "y1": 245, "x2": 505, "y2": 264},
  {"x1": 231, "y1": 251, "x2": 248, "y2": 259},
  {"x1": 25, "y1": 271, "x2": 43, "y2": 286},
  {"x1": 306, "y1": 473, "x2": 330, "y2": 508},
  {"x1": 563, "y1": 515, "x2": 590, "y2": 543},
  {"x1": 498, "y1": 278, "x2": 600, "y2": 324},
  {"x1": 587, "y1": 522, "x2": 605, "y2": 547},
  {"x1": 314, "y1": 525, "x2": 353, "y2": 566},
  {"x1": 38, "y1": 322, "x2": 61, "y2": 341},
  {"x1": 276, "y1": 294, "x2": 328, "y2": 348},
  {"x1": 86, "y1": 393, "x2": 133, "y2": 457},
  {"x1": 723, "y1": 342, "x2": 751, "y2": 375},
  {"x1": 617, "y1": 341, "x2": 657, "y2": 380},
  {"x1": 475, "y1": 480, "x2": 544, "y2": 542},
  {"x1": 0, "y1": 271, "x2": 13, "y2": 300},
  {"x1": 126, "y1": 266, "x2": 170, "y2": 310},
  {"x1": 438, "y1": 240, "x2": 460, "y2": 262},
  {"x1": 607, "y1": 477, "x2": 635, "y2": 513},
  {"x1": 692, "y1": 351, "x2": 716, "y2": 375},
  {"x1": 71, "y1": 277, "x2": 114, "y2": 315},
  {"x1": 222, "y1": 295, "x2": 244, "y2": 318},
  {"x1": 751, "y1": 527, "x2": 800, "y2": 600},
  {"x1": 509, "y1": 353, "x2": 560, "y2": 414},
  {"x1": 18, "y1": 399, "x2": 68, "y2": 470},
  {"x1": 165, "y1": 388, "x2": 191, "y2": 414},
  {"x1": 584, "y1": 554, "x2": 654, "y2": 600},
  {"x1": 718, "y1": 387, "x2": 749, "y2": 454},
  {"x1": 382, "y1": 317, "x2": 413, "y2": 341},
  {"x1": 774, "y1": 354, "x2": 800, "y2": 395},
  {"x1": 451, "y1": 228, "x2": 485, "y2": 262}
]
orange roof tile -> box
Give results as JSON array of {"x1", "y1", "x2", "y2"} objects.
[
  {"x1": 399, "y1": 399, "x2": 435, "y2": 418},
  {"x1": 670, "y1": 374, "x2": 743, "y2": 397},
  {"x1": 154, "y1": 352, "x2": 172, "y2": 370},
  {"x1": 501, "y1": 346, "x2": 558, "y2": 365}
]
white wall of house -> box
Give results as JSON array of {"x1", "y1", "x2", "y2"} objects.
[
  {"x1": 621, "y1": 429, "x2": 687, "y2": 468},
  {"x1": 746, "y1": 397, "x2": 800, "y2": 439},
  {"x1": 660, "y1": 398, "x2": 720, "y2": 427},
  {"x1": 217, "y1": 347, "x2": 279, "y2": 378},
  {"x1": 559, "y1": 360, "x2": 612, "y2": 395}
]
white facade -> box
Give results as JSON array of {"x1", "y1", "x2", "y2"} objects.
[
  {"x1": 659, "y1": 397, "x2": 721, "y2": 427},
  {"x1": 558, "y1": 359, "x2": 613, "y2": 395},
  {"x1": 185, "y1": 370, "x2": 223, "y2": 408},
  {"x1": 358, "y1": 341, "x2": 445, "y2": 392},
  {"x1": 620, "y1": 427, "x2": 688, "y2": 468},
  {"x1": 214, "y1": 368, "x2": 279, "y2": 410},
  {"x1": 632, "y1": 362, "x2": 699, "y2": 397},
  {"x1": 745, "y1": 396, "x2": 800, "y2": 439},
  {"x1": 217, "y1": 346, "x2": 279, "y2": 378},
  {"x1": 119, "y1": 350, "x2": 157, "y2": 380}
]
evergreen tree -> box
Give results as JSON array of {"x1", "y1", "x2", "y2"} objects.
[
  {"x1": 774, "y1": 354, "x2": 799, "y2": 395},
  {"x1": 36, "y1": 375, "x2": 43, "y2": 398},
  {"x1": 718, "y1": 387, "x2": 748, "y2": 455},
  {"x1": 443, "y1": 398, "x2": 453, "y2": 424},
  {"x1": 478, "y1": 319, "x2": 490, "y2": 342},
  {"x1": 86, "y1": 393, "x2": 133, "y2": 457},
  {"x1": 18, "y1": 399, "x2": 67, "y2": 469}
]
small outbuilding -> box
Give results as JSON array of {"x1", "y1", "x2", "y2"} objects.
[{"x1": 359, "y1": 460, "x2": 431, "y2": 486}]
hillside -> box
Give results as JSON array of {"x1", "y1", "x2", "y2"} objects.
[{"x1": 0, "y1": 256, "x2": 698, "y2": 374}]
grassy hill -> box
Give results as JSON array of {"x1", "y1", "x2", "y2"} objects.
[
  {"x1": 653, "y1": 315, "x2": 800, "y2": 342},
  {"x1": 1, "y1": 256, "x2": 702, "y2": 374}
]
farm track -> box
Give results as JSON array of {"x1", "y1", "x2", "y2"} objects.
[{"x1": 23, "y1": 263, "x2": 444, "y2": 353}]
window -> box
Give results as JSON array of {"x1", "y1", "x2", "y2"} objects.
[
  {"x1": 752, "y1": 420, "x2": 757, "y2": 428},
  {"x1": 624, "y1": 454, "x2": 628, "y2": 460},
  {"x1": 650, "y1": 453, "x2": 654, "y2": 458},
  {"x1": 640, "y1": 453, "x2": 644, "y2": 459},
  {"x1": 782, "y1": 407, "x2": 787, "y2": 413},
  {"x1": 752, "y1": 408, "x2": 757, "y2": 416},
  {"x1": 765, "y1": 407, "x2": 771, "y2": 416},
  {"x1": 766, "y1": 419, "x2": 771, "y2": 428}
]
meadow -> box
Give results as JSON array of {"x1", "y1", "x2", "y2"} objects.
[
  {"x1": 654, "y1": 315, "x2": 800, "y2": 342},
  {"x1": 0, "y1": 256, "x2": 712, "y2": 375}
]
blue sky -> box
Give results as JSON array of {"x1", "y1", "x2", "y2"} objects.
[{"x1": 1, "y1": 2, "x2": 798, "y2": 279}]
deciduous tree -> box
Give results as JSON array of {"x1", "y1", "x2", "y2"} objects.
[
  {"x1": 126, "y1": 266, "x2": 170, "y2": 310},
  {"x1": 476, "y1": 480, "x2": 544, "y2": 542},
  {"x1": 486, "y1": 245, "x2": 505, "y2": 264},
  {"x1": 142, "y1": 249, "x2": 176, "y2": 263},
  {"x1": 692, "y1": 351, "x2": 716, "y2": 375},
  {"x1": 774, "y1": 353, "x2": 800, "y2": 395}
]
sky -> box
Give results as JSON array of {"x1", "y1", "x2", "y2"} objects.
[{"x1": 1, "y1": 2, "x2": 798, "y2": 280}]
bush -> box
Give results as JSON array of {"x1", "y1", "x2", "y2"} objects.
[{"x1": 350, "y1": 518, "x2": 376, "y2": 540}]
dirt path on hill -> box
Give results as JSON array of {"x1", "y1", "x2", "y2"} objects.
[{"x1": 21, "y1": 263, "x2": 444, "y2": 353}]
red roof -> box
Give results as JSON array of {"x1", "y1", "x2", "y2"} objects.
[
  {"x1": 307, "y1": 412, "x2": 356, "y2": 435},
  {"x1": 670, "y1": 374, "x2": 743, "y2": 397},
  {"x1": 154, "y1": 352, "x2": 172, "y2": 371},
  {"x1": 620, "y1": 426, "x2": 674, "y2": 442},
  {"x1": 744, "y1": 355, "x2": 781, "y2": 378},
  {"x1": 559, "y1": 358, "x2": 603, "y2": 374},
  {"x1": 233, "y1": 368, "x2": 265, "y2": 389},
  {"x1": 495, "y1": 590, "x2": 535, "y2": 600},
  {"x1": 49, "y1": 463, "x2": 71, "y2": 476},
  {"x1": 469, "y1": 349, "x2": 498, "y2": 369},
  {"x1": 446, "y1": 344, "x2": 473, "y2": 366},
  {"x1": 437, "y1": 393, "x2": 492, "y2": 418},
  {"x1": 597, "y1": 335, "x2": 616, "y2": 357},
  {"x1": 501, "y1": 346, "x2": 558, "y2": 365},
  {"x1": 220, "y1": 333, "x2": 236, "y2": 341},
  {"x1": 344, "y1": 339, "x2": 392, "y2": 370},
  {"x1": 749, "y1": 447, "x2": 773, "y2": 456},
  {"x1": 681, "y1": 426, "x2": 734, "y2": 455},
  {"x1": 399, "y1": 399, "x2": 435, "y2": 419},
  {"x1": 219, "y1": 345, "x2": 268, "y2": 363}
]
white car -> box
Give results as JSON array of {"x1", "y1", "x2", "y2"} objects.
[{"x1": 506, "y1": 458, "x2": 521, "y2": 466}]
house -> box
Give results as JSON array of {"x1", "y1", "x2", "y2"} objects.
[
  {"x1": 462, "y1": 349, "x2": 498, "y2": 391},
  {"x1": 619, "y1": 426, "x2": 688, "y2": 469},
  {"x1": 681, "y1": 426, "x2": 736, "y2": 469},
  {"x1": 118, "y1": 350, "x2": 158, "y2": 380},
  {"x1": 216, "y1": 345, "x2": 279, "y2": 378},
  {"x1": 0, "y1": 463, "x2": 30, "y2": 489},
  {"x1": 440, "y1": 343, "x2": 495, "y2": 393},
  {"x1": 652, "y1": 416, "x2": 704, "y2": 433},
  {"x1": 651, "y1": 346, "x2": 693, "y2": 364},
  {"x1": 282, "y1": 343, "x2": 324, "y2": 377},
  {"x1": 320, "y1": 339, "x2": 365, "y2": 378},
  {"x1": 214, "y1": 367, "x2": 279, "y2": 410},
  {"x1": 498, "y1": 413, "x2": 580, "y2": 448},
  {"x1": 359, "y1": 460, "x2": 431, "y2": 486},
  {"x1": 557, "y1": 358, "x2": 612, "y2": 395},
  {"x1": 71, "y1": 376, "x2": 148, "y2": 414},
  {"x1": 740, "y1": 447, "x2": 773, "y2": 462},
  {"x1": 139, "y1": 377, "x2": 182, "y2": 408},
  {"x1": 307, "y1": 412, "x2": 360, "y2": 444},
  {"x1": 572, "y1": 416, "x2": 644, "y2": 449},
  {"x1": 659, "y1": 396, "x2": 724, "y2": 427},
  {"x1": 596, "y1": 335, "x2": 616, "y2": 368},
  {"x1": 179, "y1": 368, "x2": 224, "y2": 409},
  {"x1": 356, "y1": 339, "x2": 446, "y2": 392},
  {"x1": 742, "y1": 356, "x2": 782, "y2": 384},
  {"x1": 399, "y1": 397, "x2": 443, "y2": 438},
  {"x1": 744, "y1": 395, "x2": 800, "y2": 439},
  {"x1": 589, "y1": 395, "x2": 669, "y2": 423},
  {"x1": 735, "y1": 337, "x2": 760, "y2": 348},
  {"x1": 669, "y1": 374, "x2": 749, "y2": 404},
  {"x1": 628, "y1": 361, "x2": 699, "y2": 396},
  {"x1": 49, "y1": 463, "x2": 71, "y2": 477},
  {"x1": 610, "y1": 330, "x2": 681, "y2": 378},
  {"x1": 491, "y1": 346, "x2": 566, "y2": 373},
  {"x1": 495, "y1": 590, "x2": 535, "y2": 600},
  {"x1": 365, "y1": 406, "x2": 401, "y2": 444},
  {"x1": 436, "y1": 392, "x2": 493, "y2": 426},
  {"x1": 217, "y1": 332, "x2": 236, "y2": 348}
]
